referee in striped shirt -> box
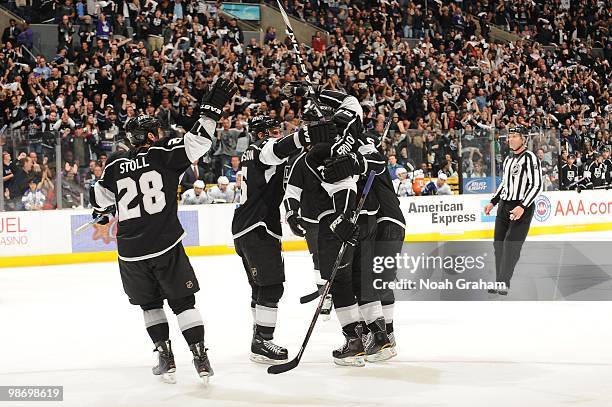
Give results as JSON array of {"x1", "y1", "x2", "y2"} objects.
[{"x1": 484, "y1": 127, "x2": 543, "y2": 295}]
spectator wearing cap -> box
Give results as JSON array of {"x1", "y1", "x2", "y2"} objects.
[
  {"x1": 21, "y1": 177, "x2": 45, "y2": 210},
  {"x1": 435, "y1": 173, "x2": 452, "y2": 195},
  {"x1": 181, "y1": 180, "x2": 210, "y2": 205},
  {"x1": 207, "y1": 176, "x2": 238, "y2": 203},
  {"x1": 421, "y1": 173, "x2": 452, "y2": 196},
  {"x1": 393, "y1": 167, "x2": 414, "y2": 197}
]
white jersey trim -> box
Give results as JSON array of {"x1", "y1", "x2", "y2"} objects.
[
  {"x1": 317, "y1": 209, "x2": 335, "y2": 221},
  {"x1": 118, "y1": 232, "x2": 185, "y2": 262},
  {"x1": 232, "y1": 222, "x2": 282, "y2": 241},
  {"x1": 92, "y1": 181, "x2": 116, "y2": 210},
  {"x1": 260, "y1": 138, "x2": 287, "y2": 166},
  {"x1": 184, "y1": 117, "x2": 215, "y2": 163},
  {"x1": 301, "y1": 217, "x2": 319, "y2": 224},
  {"x1": 376, "y1": 216, "x2": 406, "y2": 229}
]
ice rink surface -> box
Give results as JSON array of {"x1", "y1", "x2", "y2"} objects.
[{"x1": 2, "y1": 230, "x2": 612, "y2": 407}]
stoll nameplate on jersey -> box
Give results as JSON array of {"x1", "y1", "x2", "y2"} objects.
[{"x1": 119, "y1": 157, "x2": 150, "y2": 174}]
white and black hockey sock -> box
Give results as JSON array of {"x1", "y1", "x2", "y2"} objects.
[
  {"x1": 358, "y1": 301, "x2": 385, "y2": 332},
  {"x1": 177, "y1": 308, "x2": 205, "y2": 345},
  {"x1": 335, "y1": 303, "x2": 361, "y2": 337},
  {"x1": 382, "y1": 301, "x2": 395, "y2": 334},
  {"x1": 143, "y1": 308, "x2": 169, "y2": 344},
  {"x1": 255, "y1": 303, "x2": 278, "y2": 340}
]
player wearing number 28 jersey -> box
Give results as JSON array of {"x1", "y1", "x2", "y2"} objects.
[{"x1": 89, "y1": 79, "x2": 238, "y2": 385}]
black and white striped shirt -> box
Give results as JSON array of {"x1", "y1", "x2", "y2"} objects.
[{"x1": 491, "y1": 149, "x2": 542, "y2": 208}]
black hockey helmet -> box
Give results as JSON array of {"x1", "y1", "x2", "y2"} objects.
[
  {"x1": 125, "y1": 115, "x2": 161, "y2": 147},
  {"x1": 248, "y1": 115, "x2": 279, "y2": 140}
]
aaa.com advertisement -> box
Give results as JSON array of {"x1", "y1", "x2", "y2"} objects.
[{"x1": 530, "y1": 191, "x2": 612, "y2": 225}]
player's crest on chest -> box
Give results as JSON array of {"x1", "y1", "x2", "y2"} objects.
[{"x1": 567, "y1": 171, "x2": 575, "y2": 180}]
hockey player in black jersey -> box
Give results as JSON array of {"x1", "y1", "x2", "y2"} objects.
[
  {"x1": 283, "y1": 110, "x2": 335, "y2": 321},
  {"x1": 232, "y1": 114, "x2": 336, "y2": 365},
  {"x1": 602, "y1": 149, "x2": 612, "y2": 185},
  {"x1": 90, "y1": 78, "x2": 238, "y2": 384},
  {"x1": 584, "y1": 152, "x2": 607, "y2": 189},
  {"x1": 341, "y1": 131, "x2": 407, "y2": 358},
  {"x1": 322, "y1": 128, "x2": 405, "y2": 360},
  {"x1": 560, "y1": 154, "x2": 582, "y2": 190},
  {"x1": 283, "y1": 151, "x2": 333, "y2": 317},
  {"x1": 284, "y1": 84, "x2": 393, "y2": 364}
]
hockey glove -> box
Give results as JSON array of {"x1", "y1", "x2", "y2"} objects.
[
  {"x1": 200, "y1": 78, "x2": 239, "y2": 121},
  {"x1": 282, "y1": 82, "x2": 317, "y2": 99},
  {"x1": 329, "y1": 213, "x2": 359, "y2": 246},
  {"x1": 323, "y1": 153, "x2": 366, "y2": 183},
  {"x1": 92, "y1": 205, "x2": 116, "y2": 225},
  {"x1": 286, "y1": 210, "x2": 306, "y2": 237},
  {"x1": 298, "y1": 121, "x2": 337, "y2": 147}
]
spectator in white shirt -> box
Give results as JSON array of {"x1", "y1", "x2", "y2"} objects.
[
  {"x1": 436, "y1": 173, "x2": 453, "y2": 195},
  {"x1": 207, "y1": 176, "x2": 238, "y2": 203},
  {"x1": 393, "y1": 167, "x2": 414, "y2": 197},
  {"x1": 22, "y1": 178, "x2": 45, "y2": 210},
  {"x1": 181, "y1": 180, "x2": 210, "y2": 205}
]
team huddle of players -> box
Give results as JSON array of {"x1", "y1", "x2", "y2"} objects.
[
  {"x1": 233, "y1": 84, "x2": 406, "y2": 367},
  {"x1": 89, "y1": 77, "x2": 406, "y2": 385}
]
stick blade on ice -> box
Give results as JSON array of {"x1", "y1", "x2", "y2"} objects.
[{"x1": 267, "y1": 358, "x2": 299, "y2": 375}]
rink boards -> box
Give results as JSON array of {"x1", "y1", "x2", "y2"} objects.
[{"x1": 1, "y1": 190, "x2": 611, "y2": 267}]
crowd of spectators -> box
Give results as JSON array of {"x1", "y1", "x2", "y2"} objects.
[
  {"x1": 0, "y1": 0, "x2": 610, "y2": 211},
  {"x1": 458, "y1": 0, "x2": 608, "y2": 48}
]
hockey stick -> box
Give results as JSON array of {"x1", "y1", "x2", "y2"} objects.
[
  {"x1": 381, "y1": 108, "x2": 396, "y2": 143},
  {"x1": 298, "y1": 110, "x2": 394, "y2": 304},
  {"x1": 577, "y1": 181, "x2": 611, "y2": 193},
  {"x1": 268, "y1": 170, "x2": 376, "y2": 375},
  {"x1": 564, "y1": 176, "x2": 587, "y2": 190},
  {"x1": 276, "y1": 0, "x2": 324, "y2": 118},
  {"x1": 73, "y1": 214, "x2": 106, "y2": 235}
]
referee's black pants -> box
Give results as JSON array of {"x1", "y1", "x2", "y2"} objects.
[{"x1": 493, "y1": 200, "x2": 535, "y2": 289}]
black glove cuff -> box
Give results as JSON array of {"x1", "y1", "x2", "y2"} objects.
[{"x1": 200, "y1": 103, "x2": 222, "y2": 121}]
